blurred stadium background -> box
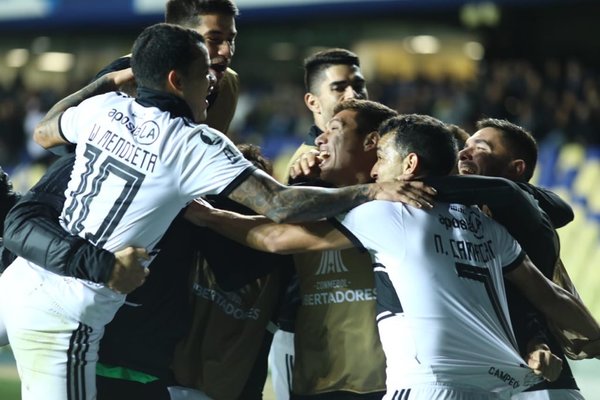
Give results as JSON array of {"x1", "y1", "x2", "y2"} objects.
[{"x1": 0, "y1": 0, "x2": 599, "y2": 398}]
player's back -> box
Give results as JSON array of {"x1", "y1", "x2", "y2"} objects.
[
  {"x1": 20, "y1": 91, "x2": 251, "y2": 328},
  {"x1": 61, "y1": 92, "x2": 239, "y2": 251},
  {"x1": 337, "y1": 200, "x2": 541, "y2": 395}
]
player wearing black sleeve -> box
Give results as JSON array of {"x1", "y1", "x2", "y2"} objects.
[{"x1": 459, "y1": 118, "x2": 582, "y2": 399}]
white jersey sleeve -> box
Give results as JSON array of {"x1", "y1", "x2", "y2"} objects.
[
  {"x1": 166, "y1": 125, "x2": 255, "y2": 199},
  {"x1": 59, "y1": 94, "x2": 113, "y2": 144},
  {"x1": 334, "y1": 201, "x2": 407, "y2": 265}
]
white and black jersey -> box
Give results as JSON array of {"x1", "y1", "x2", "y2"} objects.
[
  {"x1": 333, "y1": 201, "x2": 542, "y2": 397},
  {"x1": 23, "y1": 91, "x2": 254, "y2": 327}
]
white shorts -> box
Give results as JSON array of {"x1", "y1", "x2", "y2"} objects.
[
  {"x1": 0, "y1": 262, "x2": 104, "y2": 400},
  {"x1": 268, "y1": 329, "x2": 295, "y2": 400},
  {"x1": 511, "y1": 389, "x2": 585, "y2": 400},
  {"x1": 384, "y1": 384, "x2": 510, "y2": 400}
]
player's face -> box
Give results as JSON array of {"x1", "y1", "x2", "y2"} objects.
[
  {"x1": 314, "y1": 65, "x2": 367, "y2": 126},
  {"x1": 315, "y1": 109, "x2": 374, "y2": 186},
  {"x1": 194, "y1": 13, "x2": 237, "y2": 85},
  {"x1": 180, "y1": 45, "x2": 215, "y2": 123},
  {"x1": 458, "y1": 127, "x2": 513, "y2": 178},
  {"x1": 371, "y1": 132, "x2": 405, "y2": 183}
]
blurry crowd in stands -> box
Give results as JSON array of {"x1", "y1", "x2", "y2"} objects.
[{"x1": 1, "y1": 58, "x2": 599, "y2": 191}]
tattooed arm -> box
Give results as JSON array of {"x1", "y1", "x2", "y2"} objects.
[
  {"x1": 227, "y1": 168, "x2": 436, "y2": 223},
  {"x1": 34, "y1": 68, "x2": 134, "y2": 149}
]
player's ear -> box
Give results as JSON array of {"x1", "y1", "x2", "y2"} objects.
[
  {"x1": 363, "y1": 131, "x2": 378, "y2": 151},
  {"x1": 403, "y1": 152, "x2": 419, "y2": 175},
  {"x1": 166, "y1": 70, "x2": 184, "y2": 96},
  {"x1": 509, "y1": 159, "x2": 526, "y2": 180},
  {"x1": 304, "y1": 92, "x2": 321, "y2": 114}
]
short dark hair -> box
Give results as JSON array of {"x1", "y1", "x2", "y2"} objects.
[
  {"x1": 237, "y1": 143, "x2": 272, "y2": 175},
  {"x1": 165, "y1": 0, "x2": 239, "y2": 28},
  {"x1": 476, "y1": 118, "x2": 538, "y2": 182},
  {"x1": 303, "y1": 48, "x2": 360, "y2": 93},
  {"x1": 447, "y1": 123, "x2": 470, "y2": 149},
  {"x1": 131, "y1": 23, "x2": 206, "y2": 90},
  {"x1": 379, "y1": 114, "x2": 458, "y2": 177},
  {"x1": 334, "y1": 99, "x2": 397, "y2": 136}
]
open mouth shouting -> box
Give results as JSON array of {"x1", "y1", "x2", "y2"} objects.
[
  {"x1": 318, "y1": 149, "x2": 331, "y2": 167},
  {"x1": 210, "y1": 58, "x2": 229, "y2": 82},
  {"x1": 458, "y1": 161, "x2": 478, "y2": 175}
]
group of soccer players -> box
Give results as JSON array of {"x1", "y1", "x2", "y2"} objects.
[{"x1": 0, "y1": 1, "x2": 599, "y2": 400}]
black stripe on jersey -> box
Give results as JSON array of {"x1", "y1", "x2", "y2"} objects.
[
  {"x1": 373, "y1": 263, "x2": 403, "y2": 316},
  {"x1": 502, "y1": 249, "x2": 527, "y2": 274},
  {"x1": 66, "y1": 325, "x2": 77, "y2": 400},
  {"x1": 285, "y1": 353, "x2": 294, "y2": 394},
  {"x1": 328, "y1": 218, "x2": 367, "y2": 253},
  {"x1": 67, "y1": 324, "x2": 92, "y2": 400},
  {"x1": 392, "y1": 388, "x2": 412, "y2": 400},
  {"x1": 58, "y1": 112, "x2": 74, "y2": 144},
  {"x1": 219, "y1": 165, "x2": 257, "y2": 197},
  {"x1": 377, "y1": 310, "x2": 397, "y2": 324}
]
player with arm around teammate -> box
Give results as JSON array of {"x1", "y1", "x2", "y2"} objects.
[
  {"x1": 0, "y1": 23, "x2": 428, "y2": 400},
  {"x1": 186, "y1": 114, "x2": 600, "y2": 399},
  {"x1": 457, "y1": 118, "x2": 590, "y2": 399},
  {"x1": 97, "y1": 0, "x2": 240, "y2": 134}
]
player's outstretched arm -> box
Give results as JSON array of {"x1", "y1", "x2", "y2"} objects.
[
  {"x1": 507, "y1": 256, "x2": 600, "y2": 349},
  {"x1": 2, "y1": 156, "x2": 115, "y2": 283},
  {"x1": 425, "y1": 175, "x2": 544, "y2": 228},
  {"x1": 184, "y1": 200, "x2": 351, "y2": 254},
  {"x1": 34, "y1": 68, "x2": 134, "y2": 149},
  {"x1": 227, "y1": 169, "x2": 435, "y2": 223}
]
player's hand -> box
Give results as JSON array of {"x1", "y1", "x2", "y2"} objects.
[
  {"x1": 289, "y1": 149, "x2": 322, "y2": 181},
  {"x1": 108, "y1": 67, "x2": 135, "y2": 88},
  {"x1": 526, "y1": 343, "x2": 563, "y2": 382},
  {"x1": 108, "y1": 246, "x2": 150, "y2": 294},
  {"x1": 372, "y1": 179, "x2": 436, "y2": 209}
]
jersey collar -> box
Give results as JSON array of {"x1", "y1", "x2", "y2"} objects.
[{"x1": 135, "y1": 87, "x2": 194, "y2": 120}]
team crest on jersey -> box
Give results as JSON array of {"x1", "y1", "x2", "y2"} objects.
[
  {"x1": 315, "y1": 250, "x2": 349, "y2": 275},
  {"x1": 132, "y1": 121, "x2": 160, "y2": 145},
  {"x1": 439, "y1": 208, "x2": 484, "y2": 239},
  {"x1": 467, "y1": 210, "x2": 484, "y2": 239}
]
